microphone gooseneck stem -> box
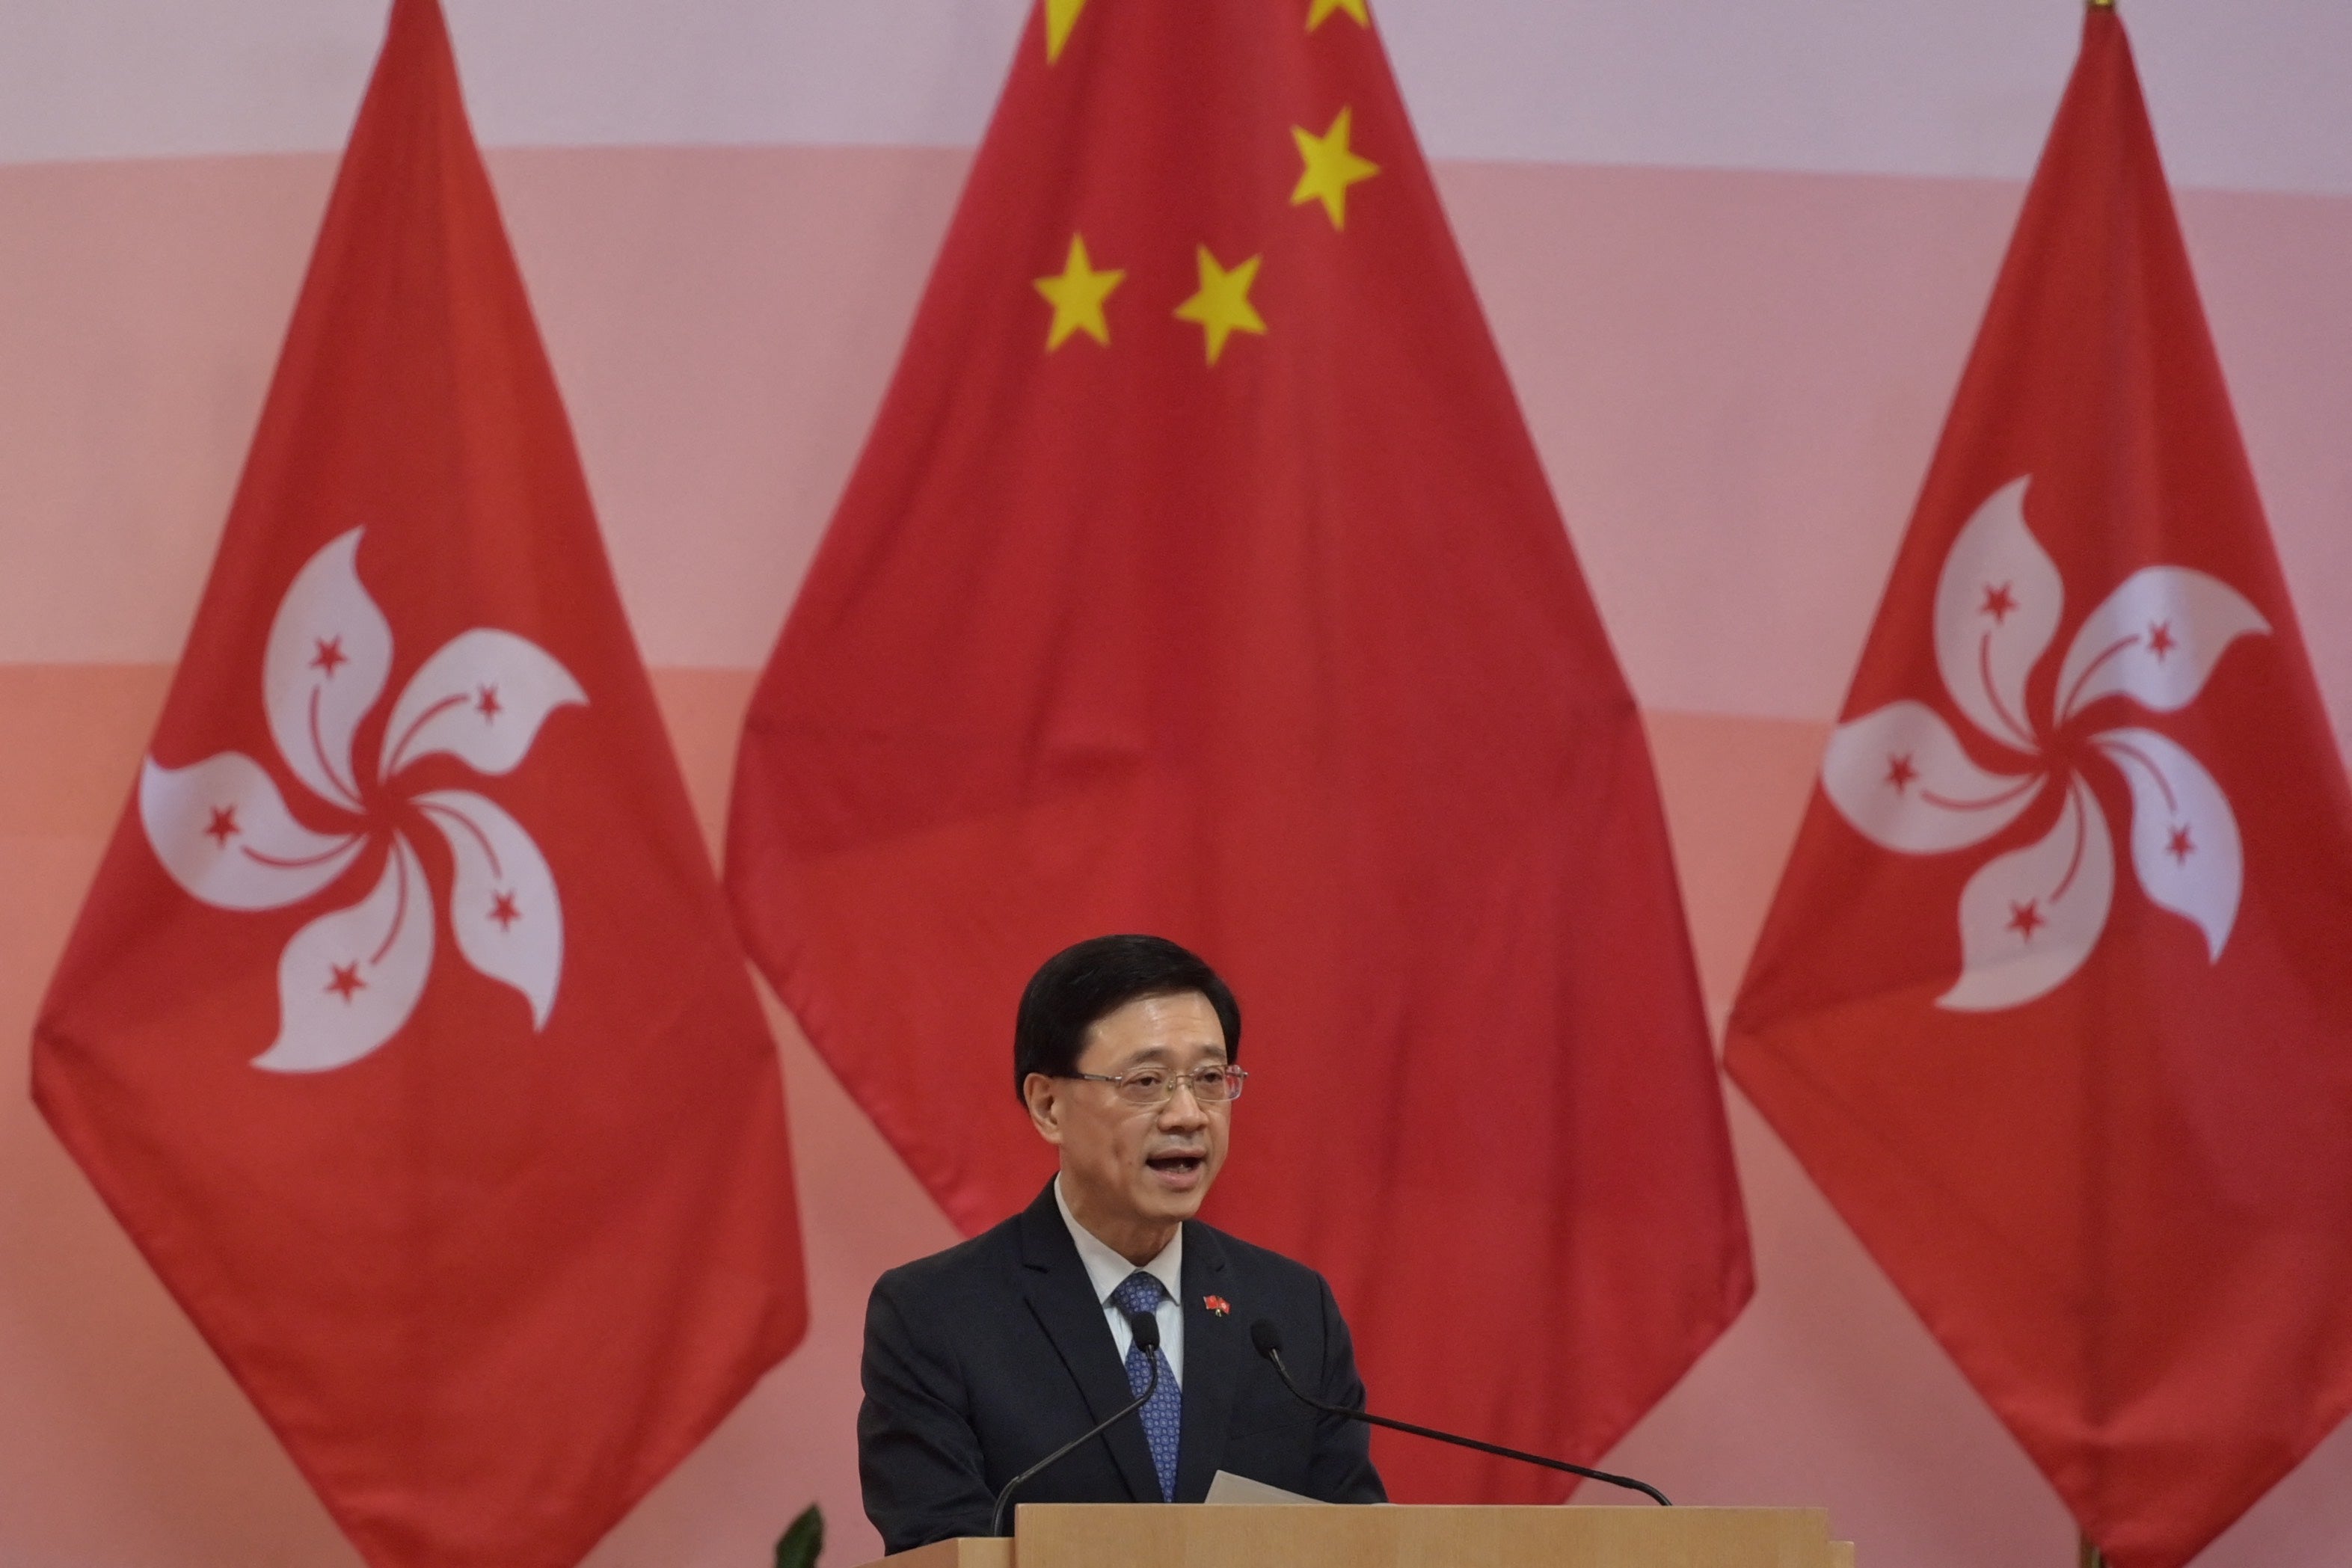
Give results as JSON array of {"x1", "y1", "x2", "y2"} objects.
[
  {"x1": 1262, "y1": 1343, "x2": 1672, "y2": 1507},
  {"x1": 990, "y1": 1313, "x2": 1162, "y2": 1537}
]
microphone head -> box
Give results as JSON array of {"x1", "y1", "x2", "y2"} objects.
[
  {"x1": 1249, "y1": 1319, "x2": 1284, "y2": 1358},
  {"x1": 1128, "y1": 1310, "x2": 1161, "y2": 1353}
]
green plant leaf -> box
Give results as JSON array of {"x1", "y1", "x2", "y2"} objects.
[{"x1": 776, "y1": 1501, "x2": 825, "y2": 1568}]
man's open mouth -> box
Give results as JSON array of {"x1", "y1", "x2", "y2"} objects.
[{"x1": 1147, "y1": 1151, "x2": 1206, "y2": 1178}]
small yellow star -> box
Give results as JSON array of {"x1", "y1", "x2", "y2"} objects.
[
  {"x1": 1034, "y1": 233, "x2": 1125, "y2": 351},
  {"x1": 1291, "y1": 108, "x2": 1379, "y2": 230},
  {"x1": 1173, "y1": 247, "x2": 1267, "y2": 366},
  {"x1": 1045, "y1": 0, "x2": 1090, "y2": 62},
  {"x1": 1307, "y1": 0, "x2": 1369, "y2": 30}
]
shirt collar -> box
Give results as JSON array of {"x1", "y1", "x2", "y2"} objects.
[{"x1": 1054, "y1": 1175, "x2": 1183, "y2": 1307}]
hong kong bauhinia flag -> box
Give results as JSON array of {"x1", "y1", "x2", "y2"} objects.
[
  {"x1": 1727, "y1": 10, "x2": 2352, "y2": 1568},
  {"x1": 33, "y1": 4, "x2": 806, "y2": 1564},
  {"x1": 727, "y1": 0, "x2": 1750, "y2": 1498}
]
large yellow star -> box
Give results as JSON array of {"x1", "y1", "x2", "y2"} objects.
[
  {"x1": 1173, "y1": 247, "x2": 1266, "y2": 366},
  {"x1": 1307, "y1": 0, "x2": 1369, "y2": 30},
  {"x1": 1291, "y1": 108, "x2": 1379, "y2": 230},
  {"x1": 1045, "y1": 0, "x2": 1090, "y2": 62},
  {"x1": 1033, "y1": 233, "x2": 1125, "y2": 351}
]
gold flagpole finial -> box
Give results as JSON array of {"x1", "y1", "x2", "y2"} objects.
[{"x1": 2088, "y1": 0, "x2": 2116, "y2": 10}]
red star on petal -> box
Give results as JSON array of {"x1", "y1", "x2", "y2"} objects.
[
  {"x1": 2006, "y1": 900, "x2": 2045, "y2": 941},
  {"x1": 311, "y1": 636, "x2": 348, "y2": 676},
  {"x1": 488, "y1": 891, "x2": 521, "y2": 930},
  {"x1": 2146, "y1": 621, "x2": 2176, "y2": 660},
  {"x1": 1980, "y1": 582, "x2": 2018, "y2": 624},
  {"x1": 204, "y1": 805, "x2": 240, "y2": 846},
  {"x1": 475, "y1": 684, "x2": 503, "y2": 720},
  {"x1": 2166, "y1": 824, "x2": 2195, "y2": 863},
  {"x1": 325, "y1": 962, "x2": 366, "y2": 1001},
  {"x1": 1884, "y1": 753, "x2": 1919, "y2": 792}
]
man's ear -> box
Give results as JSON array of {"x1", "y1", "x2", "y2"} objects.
[{"x1": 1022, "y1": 1072, "x2": 1066, "y2": 1146}]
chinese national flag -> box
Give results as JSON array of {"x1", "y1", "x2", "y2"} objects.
[
  {"x1": 726, "y1": 0, "x2": 1749, "y2": 1498},
  {"x1": 33, "y1": 3, "x2": 806, "y2": 1564},
  {"x1": 1726, "y1": 11, "x2": 2352, "y2": 1567}
]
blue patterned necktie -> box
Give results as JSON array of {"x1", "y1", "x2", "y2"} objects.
[{"x1": 1110, "y1": 1270, "x2": 1181, "y2": 1501}]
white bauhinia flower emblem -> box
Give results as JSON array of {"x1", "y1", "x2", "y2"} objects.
[
  {"x1": 1822, "y1": 477, "x2": 2270, "y2": 1012},
  {"x1": 138, "y1": 529, "x2": 586, "y2": 1071}
]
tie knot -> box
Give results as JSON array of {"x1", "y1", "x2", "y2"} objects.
[{"x1": 1111, "y1": 1270, "x2": 1167, "y2": 1315}]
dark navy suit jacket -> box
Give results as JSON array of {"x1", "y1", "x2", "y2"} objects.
[{"x1": 858, "y1": 1182, "x2": 1386, "y2": 1552}]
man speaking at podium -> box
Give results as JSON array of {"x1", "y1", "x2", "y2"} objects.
[{"x1": 858, "y1": 935, "x2": 1387, "y2": 1552}]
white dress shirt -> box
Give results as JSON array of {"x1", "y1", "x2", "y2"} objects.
[{"x1": 1054, "y1": 1175, "x2": 1185, "y2": 1388}]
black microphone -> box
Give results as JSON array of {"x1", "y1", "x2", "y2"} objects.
[
  {"x1": 1247, "y1": 1318, "x2": 1672, "y2": 1507},
  {"x1": 990, "y1": 1310, "x2": 1164, "y2": 1537}
]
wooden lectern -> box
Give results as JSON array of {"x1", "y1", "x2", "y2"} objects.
[{"x1": 856, "y1": 1504, "x2": 1855, "y2": 1568}]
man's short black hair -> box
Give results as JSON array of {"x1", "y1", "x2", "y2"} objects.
[{"x1": 1014, "y1": 934, "x2": 1241, "y2": 1103}]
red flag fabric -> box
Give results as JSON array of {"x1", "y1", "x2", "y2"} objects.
[
  {"x1": 32, "y1": 4, "x2": 806, "y2": 1564},
  {"x1": 1726, "y1": 12, "x2": 2352, "y2": 1567},
  {"x1": 726, "y1": 0, "x2": 1748, "y2": 1498}
]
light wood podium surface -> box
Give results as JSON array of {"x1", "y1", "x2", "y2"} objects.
[{"x1": 857, "y1": 1504, "x2": 1855, "y2": 1568}]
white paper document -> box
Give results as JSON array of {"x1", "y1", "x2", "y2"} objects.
[{"x1": 1204, "y1": 1471, "x2": 1322, "y2": 1506}]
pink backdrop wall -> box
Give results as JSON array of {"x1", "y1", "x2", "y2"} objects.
[{"x1": 4, "y1": 5, "x2": 2350, "y2": 1566}]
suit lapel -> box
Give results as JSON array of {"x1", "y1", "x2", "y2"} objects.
[
  {"x1": 1016, "y1": 1184, "x2": 1161, "y2": 1504},
  {"x1": 1173, "y1": 1221, "x2": 1241, "y2": 1501}
]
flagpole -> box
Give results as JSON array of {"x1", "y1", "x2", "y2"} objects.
[
  {"x1": 2085, "y1": 3, "x2": 2116, "y2": 1557},
  {"x1": 2078, "y1": 18, "x2": 2112, "y2": 1500},
  {"x1": 2076, "y1": 11, "x2": 2110, "y2": 1565},
  {"x1": 2078, "y1": 13, "x2": 2113, "y2": 1568}
]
